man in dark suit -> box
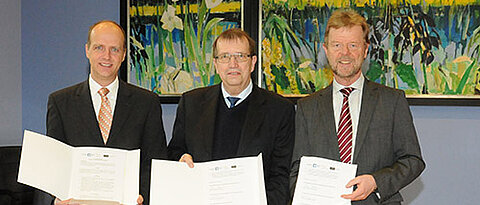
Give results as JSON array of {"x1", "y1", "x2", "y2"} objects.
[
  {"x1": 167, "y1": 28, "x2": 295, "y2": 205},
  {"x1": 291, "y1": 10, "x2": 425, "y2": 204},
  {"x1": 35, "y1": 20, "x2": 167, "y2": 205}
]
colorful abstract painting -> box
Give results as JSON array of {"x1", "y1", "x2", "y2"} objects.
[
  {"x1": 261, "y1": 0, "x2": 480, "y2": 97},
  {"x1": 128, "y1": 0, "x2": 242, "y2": 95}
]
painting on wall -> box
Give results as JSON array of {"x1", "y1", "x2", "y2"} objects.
[
  {"x1": 260, "y1": 0, "x2": 480, "y2": 100},
  {"x1": 127, "y1": 0, "x2": 242, "y2": 96}
]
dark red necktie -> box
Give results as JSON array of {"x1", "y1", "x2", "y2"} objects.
[{"x1": 338, "y1": 87, "x2": 354, "y2": 164}]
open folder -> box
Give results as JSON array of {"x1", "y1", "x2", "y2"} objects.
[
  {"x1": 292, "y1": 156, "x2": 358, "y2": 205},
  {"x1": 150, "y1": 154, "x2": 267, "y2": 205},
  {"x1": 17, "y1": 130, "x2": 140, "y2": 205}
]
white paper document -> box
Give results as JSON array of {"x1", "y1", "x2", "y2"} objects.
[
  {"x1": 292, "y1": 156, "x2": 358, "y2": 205},
  {"x1": 18, "y1": 130, "x2": 140, "y2": 205},
  {"x1": 150, "y1": 154, "x2": 267, "y2": 205}
]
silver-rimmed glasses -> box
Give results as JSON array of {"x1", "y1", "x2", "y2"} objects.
[{"x1": 214, "y1": 52, "x2": 253, "y2": 63}]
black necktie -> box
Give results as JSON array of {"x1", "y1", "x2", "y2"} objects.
[{"x1": 227, "y1": 97, "x2": 240, "y2": 108}]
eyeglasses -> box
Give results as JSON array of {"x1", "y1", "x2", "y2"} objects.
[
  {"x1": 214, "y1": 53, "x2": 253, "y2": 63},
  {"x1": 327, "y1": 42, "x2": 365, "y2": 52}
]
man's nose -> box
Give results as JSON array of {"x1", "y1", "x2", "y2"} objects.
[
  {"x1": 340, "y1": 45, "x2": 351, "y2": 55},
  {"x1": 103, "y1": 49, "x2": 112, "y2": 59},
  {"x1": 228, "y1": 56, "x2": 239, "y2": 66}
]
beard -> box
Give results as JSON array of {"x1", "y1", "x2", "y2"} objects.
[{"x1": 330, "y1": 56, "x2": 363, "y2": 79}]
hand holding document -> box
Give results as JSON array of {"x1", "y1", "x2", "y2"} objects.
[
  {"x1": 18, "y1": 130, "x2": 140, "y2": 205},
  {"x1": 150, "y1": 154, "x2": 267, "y2": 205},
  {"x1": 292, "y1": 156, "x2": 358, "y2": 205}
]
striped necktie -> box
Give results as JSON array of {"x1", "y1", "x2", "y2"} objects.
[
  {"x1": 227, "y1": 97, "x2": 240, "y2": 108},
  {"x1": 338, "y1": 87, "x2": 354, "y2": 164},
  {"x1": 98, "y1": 88, "x2": 112, "y2": 144}
]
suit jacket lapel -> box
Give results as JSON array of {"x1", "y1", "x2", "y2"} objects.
[
  {"x1": 198, "y1": 85, "x2": 221, "y2": 157},
  {"x1": 237, "y1": 86, "x2": 266, "y2": 154},
  {"x1": 315, "y1": 85, "x2": 342, "y2": 160},
  {"x1": 74, "y1": 81, "x2": 104, "y2": 145},
  {"x1": 353, "y1": 80, "x2": 379, "y2": 162},
  {"x1": 107, "y1": 81, "x2": 133, "y2": 145}
]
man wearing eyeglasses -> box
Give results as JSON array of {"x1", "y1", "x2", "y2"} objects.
[{"x1": 168, "y1": 28, "x2": 295, "y2": 205}]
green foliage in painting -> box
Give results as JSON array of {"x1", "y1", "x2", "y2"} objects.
[
  {"x1": 129, "y1": 0, "x2": 241, "y2": 94},
  {"x1": 261, "y1": 0, "x2": 480, "y2": 96}
]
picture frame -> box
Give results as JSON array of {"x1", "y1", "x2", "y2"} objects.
[
  {"x1": 258, "y1": 0, "x2": 480, "y2": 106},
  {"x1": 121, "y1": 0, "x2": 480, "y2": 105},
  {"x1": 120, "y1": 0, "x2": 245, "y2": 103}
]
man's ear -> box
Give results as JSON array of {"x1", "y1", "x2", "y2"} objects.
[
  {"x1": 322, "y1": 43, "x2": 328, "y2": 54},
  {"x1": 250, "y1": 55, "x2": 257, "y2": 73},
  {"x1": 85, "y1": 44, "x2": 90, "y2": 58},
  {"x1": 364, "y1": 43, "x2": 370, "y2": 59}
]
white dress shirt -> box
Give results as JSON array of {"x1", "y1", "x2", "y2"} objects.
[
  {"x1": 221, "y1": 81, "x2": 253, "y2": 108},
  {"x1": 89, "y1": 75, "x2": 119, "y2": 121},
  {"x1": 332, "y1": 75, "x2": 365, "y2": 163}
]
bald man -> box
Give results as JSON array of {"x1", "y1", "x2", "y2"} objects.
[{"x1": 34, "y1": 20, "x2": 167, "y2": 205}]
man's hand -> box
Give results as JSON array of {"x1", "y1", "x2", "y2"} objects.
[
  {"x1": 56, "y1": 195, "x2": 143, "y2": 205},
  {"x1": 341, "y1": 174, "x2": 377, "y2": 201},
  {"x1": 54, "y1": 198, "x2": 82, "y2": 205},
  {"x1": 180, "y1": 153, "x2": 194, "y2": 168},
  {"x1": 136, "y1": 195, "x2": 143, "y2": 205}
]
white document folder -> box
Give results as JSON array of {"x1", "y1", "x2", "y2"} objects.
[
  {"x1": 150, "y1": 154, "x2": 267, "y2": 205},
  {"x1": 292, "y1": 156, "x2": 358, "y2": 205},
  {"x1": 17, "y1": 130, "x2": 140, "y2": 205}
]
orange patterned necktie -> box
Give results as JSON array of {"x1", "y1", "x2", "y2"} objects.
[
  {"x1": 98, "y1": 88, "x2": 112, "y2": 144},
  {"x1": 338, "y1": 87, "x2": 354, "y2": 164}
]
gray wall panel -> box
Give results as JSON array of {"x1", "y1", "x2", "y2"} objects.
[{"x1": 0, "y1": 0, "x2": 22, "y2": 146}]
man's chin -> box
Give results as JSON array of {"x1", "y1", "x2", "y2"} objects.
[
  {"x1": 224, "y1": 76, "x2": 243, "y2": 83},
  {"x1": 333, "y1": 67, "x2": 360, "y2": 77},
  {"x1": 224, "y1": 79, "x2": 248, "y2": 87}
]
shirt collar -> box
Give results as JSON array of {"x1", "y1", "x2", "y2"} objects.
[
  {"x1": 89, "y1": 75, "x2": 119, "y2": 99},
  {"x1": 333, "y1": 74, "x2": 364, "y2": 93},
  {"x1": 221, "y1": 81, "x2": 253, "y2": 107}
]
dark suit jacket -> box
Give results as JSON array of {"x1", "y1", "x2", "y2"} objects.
[
  {"x1": 168, "y1": 84, "x2": 295, "y2": 205},
  {"x1": 41, "y1": 80, "x2": 167, "y2": 204},
  {"x1": 291, "y1": 79, "x2": 425, "y2": 204}
]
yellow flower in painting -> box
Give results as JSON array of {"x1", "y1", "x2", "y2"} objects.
[
  {"x1": 286, "y1": 68, "x2": 299, "y2": 94},
  {"x1": 271, "y1": 37, "x2": 283, "y2": 67},
  {"x1": 264, "y1": 66, "x2": 275, "y2": 91},
  {"x1": 262, "y1": 38, "x2": 275, "y2": 90},
  {"x1": 262, "y1": 39, "x2": 272, "y2": 70},
  {"x1": 206, "y1": 0, "x2": 223, "y2": 9},
  {"x1": 299, "y1": 60, "x2": 312, "y2": 69},
  {"x1": 160, "y1": 5, "x2": 183, "y2": 32}
]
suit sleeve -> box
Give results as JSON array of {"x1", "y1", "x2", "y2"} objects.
[
  {"x1": 139, "y1": 94, "x2": 168, "y2": 204},
  {"x1": 33, "y1": 94, "x2": 63, "y2": 205},
  {"x1": 371, "y1": 91, "x2": 425, "y2": 202},
  {"x1": 46, "y1": 94, "x2": 66, "y2": 142},
  {"x1": 167, "y1": 95, "x2": 187, "y2": 160},
  {"x1": 289, "y1": 100, "x2": 308, "y2": 199},
  {"x1": 267, "y1": 102, "x2": 295, "y2": 205}
]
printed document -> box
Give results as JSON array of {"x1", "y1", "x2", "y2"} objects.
[
  {"x1": 292, "y1": 156, "x2": 358, "y2": 205},
  {"x1": 150, "y1": 154, "x2": 267, "y2": 205},
  {"x1": 18, "y1": 130, "x2": 139, "y2": 205}
]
